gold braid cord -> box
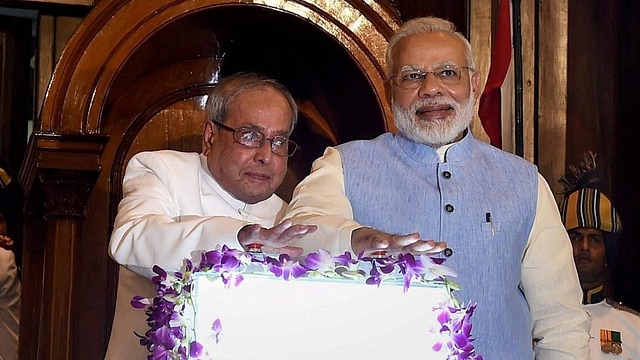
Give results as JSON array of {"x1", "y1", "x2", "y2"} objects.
[{"x1": 606, "y1": 298, "x2": 640, "y2": 318}]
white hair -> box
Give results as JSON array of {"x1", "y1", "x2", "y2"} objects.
[{"x1": 386, "y1": 17, "x2": 476, "y2": 79}]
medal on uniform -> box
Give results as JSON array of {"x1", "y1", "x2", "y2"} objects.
[{"x1": 600, "y1": 329, "x2": 623, "y2": 355}]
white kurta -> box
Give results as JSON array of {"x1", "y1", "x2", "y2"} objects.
[
  {"x1": 105, "y1": 150, "x2": 286, "y2": 359},
  {"x1": 585, "y1": 300, "x2": 640, "y2": 359},
  {"x1": 0, "y1": 248, "x2": 19, "y2": 360}
]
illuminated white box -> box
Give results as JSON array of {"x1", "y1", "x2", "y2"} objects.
[{"x1": 191, "y1": 274, "x2": 454, "y2": 360}]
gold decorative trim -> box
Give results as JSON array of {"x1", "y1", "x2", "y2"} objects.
[{"x1": 60, "y1": 0, "x2": 397, "y2": 132}]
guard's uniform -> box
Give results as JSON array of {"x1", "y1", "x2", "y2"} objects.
[
  {"x1": 583, "y1": 287, "x2": 640, "y2": 359},
  {"x1": 559, "y1": 152, "x2": 639, "y2": 360}
]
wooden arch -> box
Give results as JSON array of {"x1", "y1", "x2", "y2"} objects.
[{"x1": 19, "y1": 0, "x2": 400, "y2": 359}]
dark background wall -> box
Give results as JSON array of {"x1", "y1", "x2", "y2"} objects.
[{"x1": 612, "y1": 0, "x2": 639, "y2": 310}]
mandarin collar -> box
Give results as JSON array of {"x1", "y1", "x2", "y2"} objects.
[
  {"x1": 395, "y1": 128, "x2": 474, "y2": 164},
  {"x1": 583, "y1": 284, "x2": 605, "y2": 305},
  {"x1": 198, "y1": 153, "x2": 280, "y2": 219},
  {"x1": 199, "y1": 154, "x2": 246, "y2": 209}
]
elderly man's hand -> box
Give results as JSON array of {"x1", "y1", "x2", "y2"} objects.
[
  {"x1": 0, "y1": 235, "x2": 13, "y2": 251},
  {"x1": 237, "y1": 219, "x2": 317, "y2": 257},
  {"x1": 351, "y1": 227, "x2": 447, "y2": 256}
]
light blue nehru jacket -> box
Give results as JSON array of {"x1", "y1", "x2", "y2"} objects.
[{"x1": 337, "y1": 131, "x2": 538, "y2": 358}]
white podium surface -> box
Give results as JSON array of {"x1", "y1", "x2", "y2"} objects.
[{"x1": 192, "y1": 274, "x2": 452, "y2": 360}]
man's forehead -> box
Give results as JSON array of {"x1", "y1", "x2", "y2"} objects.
[
  {"x1": 393, "y1": 33, "x2": 466, "y2": 66},
  {"x1": 225, "y1": 91, "x2": 292, "y2": 134},
  {"x1": 569, "y1": 227, "x2": 605, "y2": 236}
]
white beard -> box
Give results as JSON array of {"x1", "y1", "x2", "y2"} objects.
[{"x1": 393, "y1": 93, "x2": 476, "y2": 147}]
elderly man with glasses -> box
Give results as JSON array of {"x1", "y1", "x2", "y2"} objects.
[
  {"x1": 285, "y1": 16, "x2": 589, "y2": 358},
  {"x1": 105, "y1": 72, "x2": 316, "y2": 359}
]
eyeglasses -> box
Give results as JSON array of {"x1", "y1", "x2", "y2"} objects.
[
  {"x1": 211, "y1": 120, "x2": 299, "y2": 157},
  {"x1": 389, "y1": 64, "x2": 472, "y2": 89}
]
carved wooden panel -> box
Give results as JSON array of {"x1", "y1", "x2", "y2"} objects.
[{"x1": 11, "y1": 0, "x2": 93, "y2": 5}]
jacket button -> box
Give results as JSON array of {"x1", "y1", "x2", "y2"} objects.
[
  {"x1": 442, "y1": 171, "x2": 451, "y2": 179},
  {"x1": 445, "y1": 204, "x2": 454, "y2": 212}
]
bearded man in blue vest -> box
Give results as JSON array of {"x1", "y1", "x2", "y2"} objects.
[{"x1": 286, "y1": 16, "x2": 590, "y2": 358}]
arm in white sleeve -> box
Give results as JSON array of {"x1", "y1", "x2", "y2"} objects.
[
  {"x1": 286, "y1": 147, "x2": 362, "y2": 255},
  {"x1": 0, "y1": 248, "x2": 20, "y2": 360},
  {"x1": 109, "y1": 154, "x2": 255, "y2": 277},
  {"x1": 523, "y1": 174, "x2": 590, "y2": 359}
]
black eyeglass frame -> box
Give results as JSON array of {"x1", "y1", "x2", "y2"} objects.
[
  {"x1": 211, "y1": 120, "x2": 299, "y2": 157},
  {"x1": 389, "y1": 65, "x2": 474, "y2": 90}
]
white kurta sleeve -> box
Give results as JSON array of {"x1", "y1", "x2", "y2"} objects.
[
  {"x1": 522, "y1": 174, "x2": 590, "y2": 359},
  {"x1": 286, "y1": 147, "x2": 362, "y2": 255},
  {"x1": 109, "y1": 152, "x2": 282, "y2": 277},
  {"x1": 0, "y1": 248, "x2": 19, "y2": 360}
]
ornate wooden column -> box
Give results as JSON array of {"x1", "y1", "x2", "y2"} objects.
[{"x1": 20, "y1": 133, "x2": 107, "y2": 359}]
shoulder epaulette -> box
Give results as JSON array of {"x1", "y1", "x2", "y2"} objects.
[{"x1": 606, "y1": 298, "x2": 640, "y2": 317}]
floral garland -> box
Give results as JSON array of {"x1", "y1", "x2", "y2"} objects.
[{"x1": 132, "y1": 246, "x2": 483, "y2": 360}]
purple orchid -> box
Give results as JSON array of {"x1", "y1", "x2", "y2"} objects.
[
  {"x1": 334, "y1": 251, "x2": 359, "y2": 266},
  {"x1": 432, "y1": 302, "x2": 482, "y2": 360},
  {"x1": 266, "y1": 254, "x2": 307, "y2": 280},
  {"x1": 360, "y1": 253, "x2": 395, "y2": 287},
  {"x1": 396, "y1": 253, "x2": 427, "y2": 292},
  {"x1": 210, "y1": 318, "x2": 222, "y2": 344},
  {"x1": 188, "y1": 341, "x2": 204, "y2": 358},
  {"x1": 304, "y1": 248, "x2": 335, "y2": 271},
  {"x1": 131, "y1": 295, "x2": 150, "y2": 309},
  {"x1": 417, "y1": 254, "x2": 458, "y2": 281},
  {"x1": 365, "y1": 263, "x2": 383, "y2": 286},
  {"x1": 199, "y1": 247, "x2": 248, "y2": 288}
]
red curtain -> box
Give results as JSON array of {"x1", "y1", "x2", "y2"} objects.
[{"x1": 478, "y1": 0, "x2": 512, "y2": 149}]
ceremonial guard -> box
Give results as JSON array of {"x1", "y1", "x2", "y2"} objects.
[{"x1": 559, "y1": 152, "x2": 640, "y2": 359}]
